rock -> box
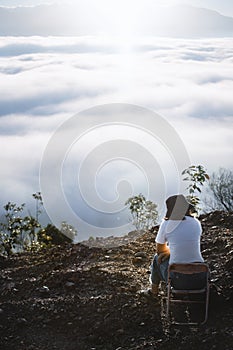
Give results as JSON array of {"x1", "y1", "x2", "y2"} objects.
[
  {"x1": 4, "y1": 282, "x2": 16, "y2": 291},
  {"x1": 39, "y1": 286, "x2": 50, "y2": 294},
  {"x1": 17, "y1": 318, "x2": 28, "y2": 325},
  {"x1": 65, "y1": 282, "x2": 75, "y2": 288},
  {"x1": 132, "y1": 256, "x2": 144, "y2": 265},
  {"x1": 116, "y1": 329, "x2": 124, "y2": 334},
  {"x1": 135, "y1": 251, "x2": 147, "y2": 259}
]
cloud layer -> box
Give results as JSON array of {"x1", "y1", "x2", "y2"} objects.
[{"x1": 0, "y1": 36, "x2": 232, "y2": 235}]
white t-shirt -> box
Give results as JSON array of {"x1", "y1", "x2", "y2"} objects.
[{"x1": 155, "y1": 216, "x2": 204, "y2": 265}]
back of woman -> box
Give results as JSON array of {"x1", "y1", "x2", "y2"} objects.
[{"x1": 141, "y1": 194, "x2": 206, "y2": 300}]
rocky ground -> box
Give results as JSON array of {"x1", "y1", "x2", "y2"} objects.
[{"x1": 0, "y1": 211, "x2": 233, "y2": 350}]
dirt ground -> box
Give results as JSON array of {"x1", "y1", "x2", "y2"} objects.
[{"x1": 0, "y1": 211, "x2": 233, "y2": 350}]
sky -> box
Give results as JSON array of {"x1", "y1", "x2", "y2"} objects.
[
  {"x1": 0, "y1": 1, "x2": 233, "y2": 242},
  {"x1": 0, "y1": 0, "x2": 233, "y2": 17},
  {"x1": 0, "y1": 0, "x2": 233, "y2": 16}
]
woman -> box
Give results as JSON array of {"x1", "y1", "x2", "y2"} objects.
[{"x1": 147, "y1": 194, "x2": 205, "y2": 299}]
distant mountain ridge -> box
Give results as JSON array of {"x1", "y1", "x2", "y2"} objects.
[{"x1": 0, "y1": 4, "x2": 233, "y2": 37}]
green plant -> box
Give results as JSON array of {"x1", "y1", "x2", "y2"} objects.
[
  {"x1": 0, "y1": 194, "x2": 77, "y2": 256},
  {"x1": 0, "y1": 202, "x2": 26, "y2": 256},
  {"x1": 125, "y1": 194, "x2": 158, "y2": 230},
  {"x1": 60, "y1": 221, "x2": 77, "y2": 241},
  {"x1": 21, "y1": 215, "x2": 41, "y2": 248},
  {"x1": 32, "y1": 192, "x2": 43, "y2": 221},
  {"x1": 38, "y1": 224, "x2": 72, "y2": 245},
  {"x1": 182, "y1": 165, "x2": 209, "y2": 208},
  {"x1": 0, "y1": 201, "x2": 42, "y2": 256}
]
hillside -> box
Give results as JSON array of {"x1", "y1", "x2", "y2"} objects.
[{"x1": 0, "y1": 211, "x2": 233, "y2": 350}]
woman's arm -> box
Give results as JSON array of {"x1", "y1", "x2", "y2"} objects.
[{"x1": 156, "y1": 243, "x2": 170, "y2": 264}]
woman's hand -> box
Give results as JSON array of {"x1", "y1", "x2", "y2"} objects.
[
  {"x1": 156, "y1": 243, "x2": 170, "y2": 264},
  {"x1": 158, "y1": 251, "x2": 170, "y2": 264}
]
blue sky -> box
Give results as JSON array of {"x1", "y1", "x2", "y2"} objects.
[{"x1": 0, "y1": 1, "x2": 232, "y2": 240}]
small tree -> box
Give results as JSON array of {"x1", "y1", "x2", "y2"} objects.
[
  {"x1": 125, "y1": 194, "x2": 158, "y2": 230},
  {"x1": 32, "y1": 192, "x2": 43, "y2": 221},
  {"x1": 0, "y1": 194, "x2": 77, "y2": 257},
  {"x1": 0, "y1": 200, "x2": 41, "y2": 256},
  {"x1": 142, "y1": 200, "x2": 159, "y2": 230},
  {"x1": 182, "y1": 165, "x2": 209, "y2": 209},
  {"x1": 38, "y1": 224, "x2": 72, "y2": 245},
  {"x1": 21, "y1": 215, "x2": 41, "y2": 248},
  {"x1": 60, "y1": 221, "x2": 77, "y2": 241},
  {"x1": 0, "y1": 202, "x2": 26, "y2": 256},
  {"x1": 207, "y1": 168, "x2": 233, "y2": 212}
]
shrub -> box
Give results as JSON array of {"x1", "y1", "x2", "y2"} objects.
[{"x1": 125, "y1": 194, "x2": 158, "y2": 230}]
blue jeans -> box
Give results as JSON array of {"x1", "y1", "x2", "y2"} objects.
[
  {"x1": 150, "y1": 254, "x2": 169, "y2": 285},
  {"x1": 150, "y1": 254, "x2": 207, "y2": 289}
]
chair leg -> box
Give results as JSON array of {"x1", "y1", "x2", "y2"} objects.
[
  {"x1": 166, "y1": 281, "x2": 171, "y2": 323},
  {"x1": 201, "y1": 286, "x2": 210, "y2": 325}
]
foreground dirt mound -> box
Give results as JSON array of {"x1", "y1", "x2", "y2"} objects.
[{"x1": 0, "y1": 211, "x2": 233, "y2": 350}]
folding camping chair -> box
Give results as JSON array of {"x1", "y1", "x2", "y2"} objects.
[{"x1": 166, "y1": 263, "x2": 210, "y2": 325}]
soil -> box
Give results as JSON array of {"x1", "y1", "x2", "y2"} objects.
[{"x1": 0, "y1": 211, "x2": 233, "y2": 350}]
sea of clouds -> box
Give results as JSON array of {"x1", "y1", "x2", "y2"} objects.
[{"x1": 0, "y1": 36, "x2": 232, "y2": 236}]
